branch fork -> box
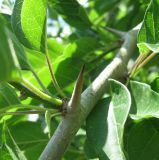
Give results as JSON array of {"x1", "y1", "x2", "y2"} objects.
[{"x1": 39, "y1": 27, "x2": 138, "y2": 160}]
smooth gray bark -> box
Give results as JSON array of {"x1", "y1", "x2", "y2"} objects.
[{"x1": 39, "y1": 29, "x2": 138, "y2": 160}]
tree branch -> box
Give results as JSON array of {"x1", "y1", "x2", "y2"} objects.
[{"x1": 39, "y1": 28, "x2": 138, "y2": 160}]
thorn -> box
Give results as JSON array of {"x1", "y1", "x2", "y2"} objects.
[
  {"x1": 104, "y1": 26, "x2": 126, "y2": 38},
  {"x1": 68, "y1": 65, "x2": 85, "y2": 108}
]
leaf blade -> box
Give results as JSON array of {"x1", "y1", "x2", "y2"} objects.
[
  {"x1": 12, "y1": 0, "x2": 47, "y2": 52},
  {"x1": 49, "y1": 0, "x2": 91, "y2": 30},
  {"x1": 130, "y1": 81, "x2": 159, "y2": 119},
  {"x1": 86, "y1": 79, "x2": 131, "y2": 160},
  {"x1": 137, "y1": 0, "x2": 159, "y2": 54},
  {"x1": 0, "y1": 16, "x2": 20, "y2": 82}
]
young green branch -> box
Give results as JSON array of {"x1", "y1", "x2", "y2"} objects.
[{"x1": 20, "y1": 77, "x2": 63, "y2": 106}]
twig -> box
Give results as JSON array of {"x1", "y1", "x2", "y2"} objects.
[
  {"x1": 1, "y1": 110, "x2": 44, "y2": 116},
  {"x1": 45, "y1": 48, "x2": 65, "y2": 98},
  {"x1": 136, "y1": 52, "x2": 158, "y2": 72},
  {"x1": 0, "y1": 104, "x2": 57, "y2": 114},
  {"x1": 129, "y1": 52, "x2": 157, "y2": 79},
  {"x1": 20, "y1": 77, "x2": 63, "y2": 106},
  {"x1": 30, "y1": 65, "x2": 49, "y2": 94},
  {"x1": 128, "y1": 54, "x2": 146, "y2": 78}
]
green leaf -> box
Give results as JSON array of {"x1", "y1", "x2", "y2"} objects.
[
  {"x1": 47, "y1": 38, "x2": 64, "y2": 60},
  {"x1": 86, "y1": 98, "x2": 110, "y2": 160},
  {"x1": 49, "y1": 0, "x2": 91, "y2": 30},
  {"x1": 22, "y1": 37, "x2": 101, "y2": 94},
  {"x1": 25, "y1": 49, "x2": 46, "y2": 71},
  {"x1": 2, "y1": 124, "x2": 27, "y2": 160},
  {"x1": 0, "y1": 83, "x2": 20, "y2": 108},
  {"x1": 0, "y1": 13, "x2": 31, "y2": 71},
  {"x1": 8, "y1": 121, "x2": 48, "y2": 160},
  {"x1": 86, "y1": 79, "x2": 131, "y2": 160},
  {"x1": 150, "y1": 76, "x2": 159, "y2": 93},
  {"x1": 0, "y1": 83, "x2": 21, "y2": 122},
  {"x1": 10, "y1": 31, "x2": 31, "y2": 70},
  {"x1": 93, "y1": 0, "x2": 117, "y2": 15},
  {"x1": 12, "y1": 0, "x2": 47, "y2": 52},
  {"x1": 0, "y1": 149, "x2": 12, "y2": 160},
  {"x1": 104, "y1": 79, "x2": 131, "y2": 160},
  {"x1": 84, "y1": 139, "x2": 98, "y2": 159},
  {"x1": 130, "y1": 81, "x2": 159, "y2": 119},
  {"x1": 137, "y1": 0, "x2": 159, "y2": 54},
  {"x1": 126, "y1": 119, "x2": 159, "y2": 160},
  {"x1": 0, "y1": 16, "x2": 20, "y2": 82}
]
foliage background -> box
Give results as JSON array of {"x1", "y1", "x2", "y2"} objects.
[{"x1": 0, "y1": 0, "x2": 159, "y2": 160}]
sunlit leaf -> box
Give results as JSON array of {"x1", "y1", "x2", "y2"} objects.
[
  {"x1": 137, "y1": 0, "x2": 159, "y2": 54},
  {"x1": 12, "y1": 0, "x2": 47, "y2": 52}
]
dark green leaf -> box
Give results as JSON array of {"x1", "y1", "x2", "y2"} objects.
[
  {"x1": 150, "y1": 76, "x2": 159, "y2": 93},
  {"x1": 12, "y1": 0, "x2": 47, "y2": 52},
  {"x1": 0, "y1": 13, "x2": 31, "y2": 70},
  {"x1": 0, "y1": 83, "x2": 21, "y2": 122},
  {"x1": 126, "y1": 119, "x2": 159, "y2": 160},
  {"x1": 137, "y1": 0, "x2": 159, "y2": 54},
  {"x1": 49, "y1": 0, "x2": 91, "y2": 30},
  {"x1": 93, "y1": 0, "x2": 117, "y2": 15},
  {"x1": 0, "y1": 83, "x2": 20, "y2": 108},
  {"x1": 10, "y1": 31, "x2": 31, "y2": 70},
  {"x1": 84, "y1": 139, "x2": 98, "y2": 159},
  {"x1": 86, "y1": 98, "x2": 110, "y2": 160},
  {"x1": 0, "y1": 16, "x2": 20, "y2": 82},
  {"x1": 8, "y1": 121, "x2": 48, "y2": 160},
  {"x1": 2, "y1": 124, "x2": 27, "y2": 160}
]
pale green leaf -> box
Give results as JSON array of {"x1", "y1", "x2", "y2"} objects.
[
  {"x1": 130, "y1": 81, "x2": 159, "y2": 119},
  {"x1": 86, "y1": 79, "x2": 131, "y2": 160},
  {"x1": 103, "y1": 79, "x2": 131, "y2": 160}
]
